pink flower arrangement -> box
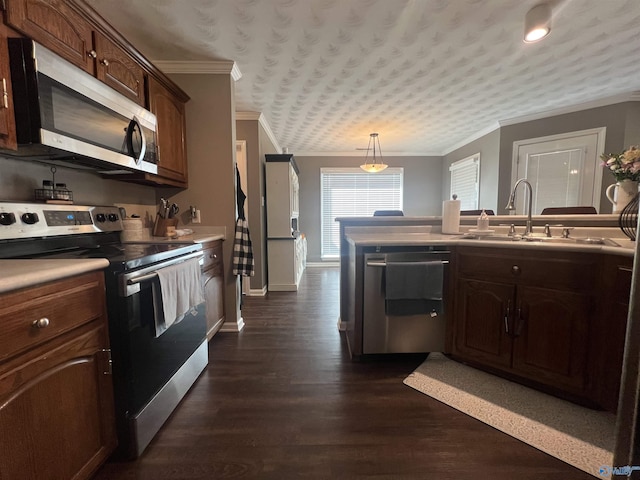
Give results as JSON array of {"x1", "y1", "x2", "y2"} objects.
[{"x1": 601, "y1": 146, "x2": 640, "y2": 182}]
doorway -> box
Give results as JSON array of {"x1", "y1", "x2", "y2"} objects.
[
  {"x1": 511, "y1": 128, "x2": 606, "y2": 214},
  {"x1": 236, "y1": 140, "x2": 250, "y2": 295}
]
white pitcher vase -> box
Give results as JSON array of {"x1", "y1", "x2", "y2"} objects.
[{"x1": 606, "y1": 179, "x2": 639, "y2": 213}]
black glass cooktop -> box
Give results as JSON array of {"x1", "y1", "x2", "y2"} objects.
[{"x1": 42, "y1": 242, "x2": 202, "y2": 271}]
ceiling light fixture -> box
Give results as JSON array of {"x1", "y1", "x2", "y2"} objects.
[
  {"x1": 360, "y1": 133, "x2": 388, "y2": 173},
  {"x1": 524, "y1": 3, "x2": 551, "y2": 43}
]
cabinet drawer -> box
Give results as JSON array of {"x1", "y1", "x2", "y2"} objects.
[
  {"x1": 202, "y1": 241, "x2": 223, "y2": 274},
  {"x1": 0, "y1": 272, "x2": 105, "y2": 361},
  {"x1": 457, "y1": 247, "x2": 596, "y2": 291}
]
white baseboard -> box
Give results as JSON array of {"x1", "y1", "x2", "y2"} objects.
[
  {"x1": 268, "y1": 284, "x2": 299, "y2": 292},
  {"x1": 219, "y1": 316, "x2": 245, "y2": 332},
  {"x1": 245, "y1": 286, "x2": 267, "y2": 296}
]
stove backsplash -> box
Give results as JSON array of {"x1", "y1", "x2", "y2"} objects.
[{"x1": 0, "y1": 155, "x2": 157, "y2": 216}]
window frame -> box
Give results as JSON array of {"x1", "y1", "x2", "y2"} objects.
[
  {"x1": 449, "y1": 153, "x2": 480, "y2": 210},
  {"x1": 320, "y1": 167, "x2": 404, "y2": 259}
]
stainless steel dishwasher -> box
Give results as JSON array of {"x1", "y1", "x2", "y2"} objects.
[{"x1": 363, "y1": 250, "x2": 449, "y2": 354}]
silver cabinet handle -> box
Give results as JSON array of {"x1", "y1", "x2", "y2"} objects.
[
  {"x1": 100, "y1": 58, "x2": 110, "y2": 67},
  {"x1": 511, "y1": 265, "x2": 521, "y2": 275},
  {"x1": 32, "y1": 317, "x2": 50, "y2": 329},
  {"x1": 87, "y1": 49, "x2": 97, "y2": 58}
]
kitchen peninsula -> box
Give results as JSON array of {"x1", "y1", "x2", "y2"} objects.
[{"x1": 339, "y1": 214, "x2": 634, "y2": 414}]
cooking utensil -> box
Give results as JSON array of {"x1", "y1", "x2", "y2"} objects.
[
  {"x1": 159, "y1": 197, "x2": 169, "y2": 218},
  {"x1": 168, "y1": 203, "x2": 179, "y2": 218}
]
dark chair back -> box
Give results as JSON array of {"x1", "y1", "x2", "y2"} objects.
[
  {"x1": 460, "y1": 209, "x2": 495, "y2": 216},
  {"x1": 373, "y1": 210, "x2": 404, "y2": 216},
  {"x1": 540, "y1": 206, "x2": 597, "y2": 215}
]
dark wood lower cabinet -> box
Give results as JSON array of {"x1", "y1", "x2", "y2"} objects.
[
  {"x1": 454, "y1": 278, "x2": 513, "y2": 370},
  {"x1": 201, "y1": 239, "x2": 225, "y2": 339},
  {"x1": 451, "y1": 246, "x2": 611, "y2": 409},
  {"x1": 0, "y1": 271, "x2": 117, "y2": 480},
  {"x1": 512, "y1": 286, "x2": 590, "y2": 394}
]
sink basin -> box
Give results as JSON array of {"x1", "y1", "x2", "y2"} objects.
[{"x1": 461, "y1": 233, "x2": 620, "y2": 247}]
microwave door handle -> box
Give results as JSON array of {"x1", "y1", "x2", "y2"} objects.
[{"x1": 126, "y1": 117, "x2": 146, "y2": 165}]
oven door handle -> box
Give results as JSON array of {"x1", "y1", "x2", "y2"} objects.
[{"x1": 119, "y1": 251, "x2": 204, "y2": 297}]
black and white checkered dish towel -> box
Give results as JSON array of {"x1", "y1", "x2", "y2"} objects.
[{"x1": 232, "y1": 218, "x2": 254, "y2": 276}]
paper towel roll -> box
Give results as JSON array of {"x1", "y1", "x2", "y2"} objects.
[{"x1": 441, "y1": 199, "x2": 461, "y2": 234}]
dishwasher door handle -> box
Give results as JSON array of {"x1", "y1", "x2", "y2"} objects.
[{"x1": 366, "y1": 260, "x2": 449, "y2": 267}]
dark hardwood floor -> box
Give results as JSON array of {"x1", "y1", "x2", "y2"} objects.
[{"x1": 93, "y1": 267, "x2": 593, "y2": 479}]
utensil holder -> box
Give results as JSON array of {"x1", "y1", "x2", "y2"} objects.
[{"x1": 153, "y1": 216, "x2": 178, "y2": 237}]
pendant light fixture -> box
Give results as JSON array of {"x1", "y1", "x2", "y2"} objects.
[
  {"x1": 360, "y1": 133, "x2": 388, "y2": 173},
  {"x1": 524, "y1": 3, "x2": 551, "y2": 43}
]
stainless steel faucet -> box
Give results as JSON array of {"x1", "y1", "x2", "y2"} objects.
[{"x1": 505, "y1": 178, "x2": 534, "y2": 236}]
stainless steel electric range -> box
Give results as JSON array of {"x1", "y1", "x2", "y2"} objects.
[{"x1": 0, "y1": 202, "x2": 208, "y2": 459}]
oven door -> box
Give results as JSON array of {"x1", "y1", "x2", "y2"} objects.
[{"x1": 107, "y1": 253, "x2": 207, "y2": 458}]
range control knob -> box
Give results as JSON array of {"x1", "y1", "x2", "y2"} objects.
[
  {"x1": 0, "y1": 212, "x2": 16, "y2": 226},
  {"x1": 107, "y1": 213, "x2": 119, "y2": 222},
  {"x1": 21, "y1": 212, "x2": 39, "y2": 225},
  {"x1": 95, "y1": 213, "x2": 106, "y2": 223}
]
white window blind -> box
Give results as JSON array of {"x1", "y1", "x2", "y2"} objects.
[
  {"x1": 449, "y1": 154, "x2": 480, "y2": 210},
  {"x1": 321, "y1": 168, "x2": 403, "y2": 259}
]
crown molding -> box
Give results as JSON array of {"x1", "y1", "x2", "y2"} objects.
[
  {"x1": 235, "y1": 111, "x2": 261, "y2": 121},
  {"x1": 294, "y1": 151, "x2": 442, "y2": 157},
  {"x1": 235, "y1": 111, "x2": 282, "y2": 154},
  {"x1": 153, "y1": 60, "x2": 242, "y2": 80},
  {"x1": 442, "y1": 123, "x2": 500, "y2": 156}
]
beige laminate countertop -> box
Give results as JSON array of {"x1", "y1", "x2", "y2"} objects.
[
  {"x1": 0, "y1": 259, "x2": 110, "y2": 294},
  {"x1": 346, "y1": 232, "x2": 637, "y2": 257}
]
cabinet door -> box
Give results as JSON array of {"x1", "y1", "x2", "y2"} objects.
[
  {"x1": 512, "y1": 286, "x2": 590, "y2": 393},
  {"x1": 93, "y1": 31, "x2": 145, "y2": 105},
  {"x1": 0, "y1": 322, "x2": 116, "y2": 480},
  {"x1": 148, "y1": 76, "x2": 188, "y2": 185},
  {"x1": 0, "y1": 25, "x2": 16, "y2": 150},
  {"x1": 203, "y1": 271, "x2": 225, "y2": 340},
  {"x1": 5, "y1": 0, "x2": 95, "y2": 74},
  {"x1": 453, "y1": 278, "x2": 514, "y2": 370}
]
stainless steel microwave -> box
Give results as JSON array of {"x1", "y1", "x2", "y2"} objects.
[{"x1": 6, "y1": 38, "x2": 157, "y2": 175}]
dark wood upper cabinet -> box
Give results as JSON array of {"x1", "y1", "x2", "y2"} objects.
[
  {"x1": 0, "y1": 25, "x2": 17, "y2": 150},
  {"x1": 5, "y1": 0, "x2": 145, "y2": 105},
  {"x1": 93, "y1": 31, "x2": 144, "y2": 105},
  {"x1": 5, "y1": 0, "x2": 95, "y2": 74},
  {"x1": 148, "y1": 75, "x2": 188, "y2": 185}
]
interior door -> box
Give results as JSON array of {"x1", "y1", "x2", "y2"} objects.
[{"x1": 512, "y1": 129, "x2": 605, "y2": 214}]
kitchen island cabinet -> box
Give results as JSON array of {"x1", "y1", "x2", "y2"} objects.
[
  {"x1": 0, "y1": 270, "x2": 116, "y2": 480},
  {"x1": 452, "y1": 247, "x2": 595, "y2": 403},
  {"x1": 342, "y1": 224, "x2": 634, "y2": 412}
]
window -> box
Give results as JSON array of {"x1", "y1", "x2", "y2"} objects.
[
  {"x1": 321, "y1": 168, "x2": 403, "y2": 259},
  {"x1": 449, "y1": 154, "x2": 480, "y2": 210}
]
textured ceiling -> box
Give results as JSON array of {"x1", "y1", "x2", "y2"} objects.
[{"x1": 86, "y1": 0, "x2": 640, "y2": 155}]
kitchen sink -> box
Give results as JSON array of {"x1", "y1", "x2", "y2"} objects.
[{"x1": 461, "y1": 233, "x2": 620, "y2": 247}]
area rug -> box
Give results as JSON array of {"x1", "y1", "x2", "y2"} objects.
[{"x1": 404, "y1": 353, "x2": 616, "y2": 478}]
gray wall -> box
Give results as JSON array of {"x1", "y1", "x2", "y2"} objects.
[
  {"x1": 443, "y1": 128, "x2": 501, "y2": 213},
  {"x1": 296, "y1": 155, "x2": 442, "y2": 263},
  {"x1": 498, "y1": 101, "x2": 639, "y2": 214},
  {"x1": 163, "y1": 73, "x2": 241, "y2": 327},
  {"x1": 236, "y1": 119, "x2": 279, "y2": 291},
  {"x1": 0, "y1": 155, "x2": 156, "y2": 215}
]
